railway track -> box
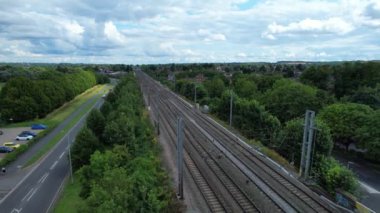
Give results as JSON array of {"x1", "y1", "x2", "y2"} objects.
[{"x1": 137, "y1": 70, "x2": 339, "y2": 213}]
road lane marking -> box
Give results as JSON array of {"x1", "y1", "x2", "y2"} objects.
[
  {"x1": 26, "y1": 188, "x2": 38, "y2": 202},
  {"x1": 11, "y1": 208, "x2": 22, "y2": 213},
  {"x1": 45, "y1": 173, "x2": 68, "y2": 213},
  {"x1": 21, "y1": 188, "x2": 34, "y2": 202},
  {"x1": 50, "y1": 161, "x2": 58, "y2": 170},
  {"x1": 0, "y1": 96, "x2": 104, "y2": 206},
  {"x1": 59, "y1": 151, "x2": 65, "y2": 159},
  {"x1": 38, "y1": 173, "x2": 49, "y2": 184},
  {"x1": 359, "y1": 181, "x2": 380, "y2": 194}
]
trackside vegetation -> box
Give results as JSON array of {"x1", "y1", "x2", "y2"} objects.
[
  {"x1": 56, "y1": 74, "x2": 177, "y2": 212},
  {"x1": 142, "y1": 62, "x2": 380, "y2": 197}
]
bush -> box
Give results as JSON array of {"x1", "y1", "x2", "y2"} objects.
[{"x1": 315, "y1": 156, "x2": 358, "y2": 195}]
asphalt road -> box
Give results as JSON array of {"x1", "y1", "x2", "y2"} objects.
[
  {"x1": 0, "y1": 93, "x2": 105, "y2": 213},
  {"x1": 334, "y1": 151, "x2": 380, "y2": 212}
]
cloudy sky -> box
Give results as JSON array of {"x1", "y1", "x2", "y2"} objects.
[{"x1": 0, "y1": 0, "x2": 379, "y2": 64}]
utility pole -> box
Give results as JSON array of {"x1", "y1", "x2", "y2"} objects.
[
  {"x1": 176, "y1": 117, "x2": 184, "y2": 199},
  {"x1": 194, "y1": 84, "x2": 197, "y2": 104},
  {"x1": 157, "y1": 92, "x2": 160, "y2": 135},
  {"x1": 299, "y1": 110, "x2": 315, "y2": 179},
  {"x1": 229, "y1": 90, "x2": 233, "y2": 126},
  {"x1": 67, "y1": 131, "x2": 74, "y2": 183}
]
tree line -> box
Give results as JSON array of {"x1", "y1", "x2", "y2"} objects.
[
  {"x1": 70, "y1": 74, "x2": 176, "y2": 212},
  {"x1": 0, "y1": 70, "x2": 97, "y2": 122}
]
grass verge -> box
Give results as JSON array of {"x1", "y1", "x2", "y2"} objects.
[
  {"x1": 24, "y1": 95, "x2": 100, "y2": 167},
  {"x1": 54, "y1": 174, "x2": 84, "y2": 213},
  {"x1": 0, "y1": 84, "x2": 112, "y2": 167},
  {"x1": 4, "y1": 84, "x2": 108, "y2": 128},
  {"x1": 0, "y1": 82, "x2": 4, "y2": 92}
]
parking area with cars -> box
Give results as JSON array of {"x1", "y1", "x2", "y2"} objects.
[{"x1": 0, "y1": 127, "x2": 43, "y2": 159}]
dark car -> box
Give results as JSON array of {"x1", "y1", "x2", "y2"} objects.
[
  {"x1": 31, "y1": 124, "x2": 47, "y2": 130},
  {"x1": 21, "y1": 131, "x2": 37, "y2": 137},
  {"x1": 0, "y1": 130, "x2": 3, "y2": 135},
  {"x1": 0, "y1": 146, "x2": 13, "y2": 153}
]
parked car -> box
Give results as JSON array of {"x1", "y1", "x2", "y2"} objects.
[
  {"x1": 31, "y1": 124, "x2": 47, "y2": 130},
  {"x1": 0, "y1": 146, "x2": 13, "y2": 153},
  {"x1": 21, "y1": 131, "x2": 37, "y2": 137},
  {"x1": 0, "y1": 130, "x2": 3, "y2": 135},
  {"x1": 3, "y1": 142, "x2": 20, "y2": 149},
  {"x1": 16, "y1": 133, "x2": 33, "y2": 141}
]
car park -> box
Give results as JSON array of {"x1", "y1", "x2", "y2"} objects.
[
  {"x1": 21, "y1": 131, "x2": 37, "y2": 137},
  {"x1": 3, "y1": 142, "x2": 20, "y2": 149},
  {"x1": 31, "y1": 124, "x2": 47, "y2": 130},
  {"x1": 0, "y1": 146, "x2": 13, "y2": 153},
  {"x1": 16, "y1": 133, "x2": 33, "y2": 141}
]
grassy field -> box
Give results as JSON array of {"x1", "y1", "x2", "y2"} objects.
[{"x1": 54, "y1": 175, "x2": 84, "y2": 213}]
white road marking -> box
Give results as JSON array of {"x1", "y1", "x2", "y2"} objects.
[
  {"x1": 21, "y1": 188, "x2": 34, "y2": 202},
  {"x1": 45, "y1": 173, "x2": 68, "y2": 213},
  {"x1": 0, "y1": 96, "x2": 104, "y2": 207},
  {"x1": 50, "y1": 161, "x2": 58, "y2": 170},
  {"x1": 360, "y1": 181, "x2": 380, "y2": 194},
  {"x1": 11, "y1": 208, "x2": 22, "y2": 213},
  {"x1": 26, "y1": 188, "x2": 38, "y2": 202},
  {"x1": 38, "y1": 173, "x2": 49, "y2": 184},
  {"x1": 59, "y1": 151, "x2": 65, "y2": 159}
]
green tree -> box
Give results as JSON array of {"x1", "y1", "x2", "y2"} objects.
[
  {"x1": 204, "y1": 76, "x2": 226, "y2": 98},
  {"x1": 87, "y1": 109, "x2": 106, "y2": 138},
  {"x1": 233, "y1": 78, "x2": 258, "y2": 99},
  {"x1": 318, "y1": 103, "x2": 373, "y2": 149},
  {"x1": 278, "y1": 118, "x2": 333, "y2": 167},
  {"x1": 261, "y1": 79, "x2": 320, "y2": 122},
  {"x1": 71, "y1": 127, "x2": 102, "y2": 170},
  {"x1": 315, "y1": 156, "x2": 358, "y2": 195},
  {"x1": 357, "y1": 110, "x2": 380, "y2": 162}
]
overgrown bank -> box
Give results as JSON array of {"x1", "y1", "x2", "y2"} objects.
[{"x1": 55, "y1": 74, "x2": 177, "y2": 212}]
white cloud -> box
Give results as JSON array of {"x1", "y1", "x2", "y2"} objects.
[
  {"x1": 104, "y1": 21, "x2": 127, "y2": 44},
  {"x1": 263, "y1": 18, "x2": 355, "y2": 40},
  {"x1": 0, "y1": 0, "x2": 379, "y2": 63},
  {"x1": 198, "y1": 29, "x2": 226, "y2": 41}
]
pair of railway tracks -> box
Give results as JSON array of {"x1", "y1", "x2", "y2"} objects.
[{"x1": 137, "y1": 71, "x2": 337, "y2": 213}]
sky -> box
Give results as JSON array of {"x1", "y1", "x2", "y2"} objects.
[{"x1": 0, "y1": 0, "x2": 379, "y2": 64}]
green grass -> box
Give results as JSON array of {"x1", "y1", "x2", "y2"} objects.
[
  {"x1": 54, "y1": 174, "x2": 84, "y2": 213},
  {"x1": 0, "y1": 82, "x2": 4, "y2": 92},
  {"x1": 4, "y1": 84, "x2": 110, "y2": 128},
  {"x1": 24, "y1": 95, "x2": 100, "y2": 167},
  {"x1": 0, "y1": 84, "x2": 113, "y2": 167}
]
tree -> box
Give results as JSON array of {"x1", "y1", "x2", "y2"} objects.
[
  {"x1": 277, "y1": 118, "x2": 333, "y2": 167},
  {"x1": 71, "y1": 127, "x2": 102, "y2": 170},
  {"x1": 204, "y1": 76, "x2": 226, "y2": 98},
  {"x1": 346, "y1": 84, "x2": 380, "y2": 109},
  {"x1": 261, "y1": 79, "x2": 321, "y2": 122},
  {"x1": 315, "y1": 156, "x2": 358, "y2": 195},
  {"x1": 357, "y1": 110, "x2": 380, "y2": 162},
  {"x1": 318, "y1": 103, "x2": 373, "y2": 149},
  {"x1": 233, "y1": 78, "x2": 258, "y2": 99},
  {"x1": 300, "y1": 65, "x2": 334, "y2": 91},
  {"x1": 87, "y1": 109, "x2": 106, "y2": 138}
]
